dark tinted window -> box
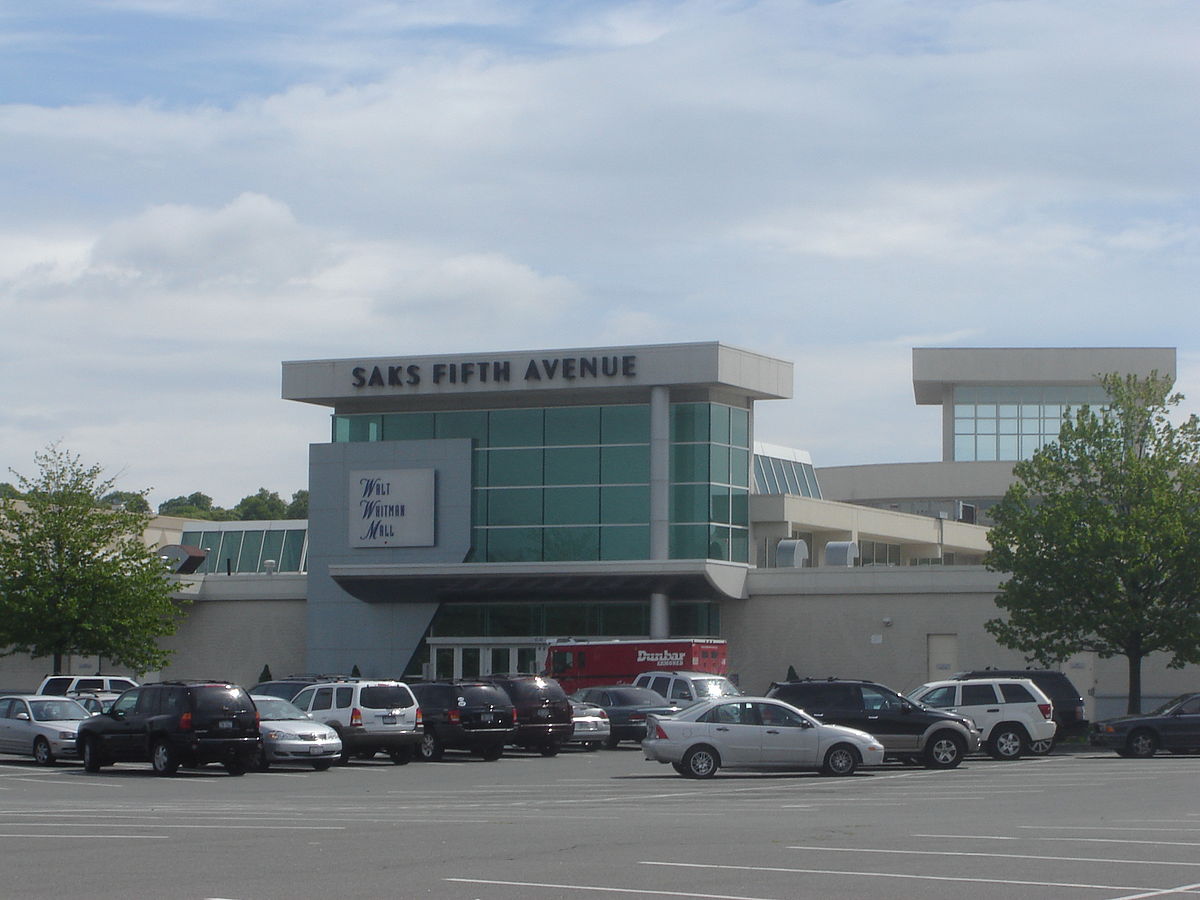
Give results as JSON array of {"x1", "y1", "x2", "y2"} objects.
[
  {"x1": 335, "y1": 687, "x2": 353, "y2": 708},
  {"x1": 312, "y1": 687, "x2": 333, "y2": 710},
  {"x1": 136, "y1": 688, "x2": 164, "y2": 715},
  {"x1": 860, "y1": 685, "x2": 902, "y2": 712},
  {"x1": 501, "y1": 679, "x2": 567, "y2": 702},
  {"x1": 42, "y1": 678, "x2": 72, "y2": 695},
  {"x1": 112, "y1": 690, "x2": 140, "y2": 715},
  {"x1": 359, "y1": 685, "x2": 415, "y2": 709},
  {"x1": 999, "y1": 683, "x2": 1036, "y2": 703},
  {"x1": 918, "y1": 686, "x2": 957, "y2": 707},
  {"x1": 192, "y1": 686, "x2": 253, "y2": 715},
  {"x1": 74, "y1": 678, "x2": 104, "y2": 692},
  {"x1": 961, "y1": 684, "x2": 998, "y2": 705},
  {"x1": 608, "y1": 687, "x2": 668, "y2": 706},
  {"x1": 109, "y1": 679, "x2": 138, "y2": 692},
  {"x1": 292, "y1": 687, "x2": 316, "y2": 710},
  {"x1": 459, "y1": 685, "x2": 510, "y2": 706}
]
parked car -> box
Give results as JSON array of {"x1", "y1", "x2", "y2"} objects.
[
  {"x1": 766, "y1": 678, "x2": 981, "y2": 769},
  {"x1": 69, "y1": 691, "x2": 121, "y2": 715},
  {"x1": 77, "y1": 681, "x2": 261, "y2": 776},
  {"x1": 631, "y1": 671, "x2": 741, "y2": 708},
  {"x1": 570, "y1": 685, "x2": 680, "y2": 748},
  {"x1": 643, "y1": 696, "x2": 885, "y2": 778},
  {"x1": 907, "y1": 677, "x2": 1056, "y2": 759},
  {"x1": 482, "y1": 675, "x2": 574, "y2": 756},
  {"x1": 0, "y1": 695, "x2": 90, "y2": 765},
  {"x1": 37, "y1": 675, "x2": 139, "y2": 696},
  {"x1": 409, "y1": 681, "x2": 516, "y2": 761},
  {"x1": 249, "y1": 675, "x2": 351, "y2": 702},
  {"x1": 1090, "y1": 692, "x2": 1200, "y2": 758},
  {"x1": 289, "y1": 679, "x2": 422, "y2": 764},
  {"x1": 567, "y1": 700, "x2": 610, "y2": 750},
  {"x1": 955, "y1": 668, "x2": 1089, "y2": 748},
  {"x1": 250, "y1": 695, "x2": 342, "y2": 771}
]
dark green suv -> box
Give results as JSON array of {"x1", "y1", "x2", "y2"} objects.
[{"x1": 77, "y1": 681, "x2": 261, "y2": 776}]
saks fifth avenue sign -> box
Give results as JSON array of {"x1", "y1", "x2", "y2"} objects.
[
  {"x1": 350, "y1": 469, "x2": 435, "y2": 548},
  {"x1": 350, "y1": 354, "x2": 637, "y2": 390}
]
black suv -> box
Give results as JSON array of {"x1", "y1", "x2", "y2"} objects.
[
  {"x1": 481, "y1": 675, "x2": 574, "y2": 756},
  {"x1": 766, "y1": 678, "x2": 981, "y2": 768},
  {"x1": 409, "y1": 681, "x2": 517, "y2": 761},
  {"x1": 77, "y1": 681, "x2": 261, "y2": 776},
  {"x1": 955, "y1": 669, "x2": 1089, "y2": 743}
]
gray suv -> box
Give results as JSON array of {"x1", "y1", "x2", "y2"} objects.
[{"x1": 290, "y1": 679, "x2": 422, "y2": 764}]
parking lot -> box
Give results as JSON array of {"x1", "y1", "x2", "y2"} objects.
[{"x1": 2, "y1": 747, "x2": 1199, "y2": 899}]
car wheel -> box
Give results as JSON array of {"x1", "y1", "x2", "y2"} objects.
[
  {"x1": 540, "y1": 741, "x2": 561, "y2": 757},
  {"x1": 388, "y1": 746, "x2": 412, "y2": 765},
  {"x1": 223, "y1": 758, "x2": 247, "y2": 776},
  {"x1": 1028, "y1": 737, "x2": 1054, "y2": 755},
  {"x1": 923, "y1": 731, "x2": 966, "y2": 769},
  {"x1": 33, "y1": 737, "x2": 56, "y2": 767},
  {"x1": 252, "y1": 744, "x2": 270, "y2": 772},
  {"x1": 151, "y1": 739, "x2": 179, "y2": 776},
  {"x1": 480, "y1": 744, "x2": 504, "y2": 761},
  {"x1": 681, "y1": 745, "x2": 719, "y2": 778},
  {"x1": 417, "y1": 731, "x2": 443, "y2": 762},
  {"x1": 987, "y1": 725, "x2": 1027, "y2": 760},
  {"x1": 671, "y1": 762, "x2": 690, "y2": 776},
  {"x1": 82, "y1": 736, "x2": 104, "y2": 772},
  {"x1": 604, "y1": 735, "x2": 621, "y2": 749},
  {"x1": 1127, "y1": 729, "x2": 1158, "y2": 759},
  {"x1": 312, "y1": 759, "x2": 333, "y2": 771},
  {"x1": 821, "y1": 744, "x2": 859, "y2": 777},
  {"x1": 356, "y1": 750, "x2": 377, "y2": 760}
]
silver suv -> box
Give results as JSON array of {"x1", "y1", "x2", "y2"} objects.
[
  {"x1": 289, "y1": 679, "x2": 422, "y2": 765},
  {"x1": 907, "y1": 677, "x2": 1057, "y2": 759},
  {"x1": 632, "y1": 671, "x2": 741, "y2": 708}
]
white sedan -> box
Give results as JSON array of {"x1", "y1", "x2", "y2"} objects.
[{"x1": 643, "y1": 696, "x2": 884, "y2": 778}]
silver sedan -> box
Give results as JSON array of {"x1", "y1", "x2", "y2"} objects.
[
  {"x1": 0, "y1": 695, "x2": 90, "y2": 765},
  {"x1": 643, "y1": 696, "x2": 885, "y2": 778},
  {"x1": 251, "y1": 695, "x2": 342, "y2": 771}
]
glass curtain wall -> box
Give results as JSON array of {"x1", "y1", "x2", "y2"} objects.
[
  {"x1": 952, "y1": 384, "x2": 1109, "y2": 462},
  {"x1": 669, "y1": 403, "x2": 750, "y2": 562}
]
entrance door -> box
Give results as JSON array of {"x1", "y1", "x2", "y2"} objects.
[
  {"x1": 927, "y1": 634, "x2": 959, "y2": 682},
  {"x1": 427, "y1": 643, "x2": 545, "y2": 680}
]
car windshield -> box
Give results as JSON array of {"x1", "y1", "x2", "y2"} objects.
[
  {"x1": 29, "y1": 699, "x2": 89, "y2": 721},
  {"x1": 694, "y1": 678, "x2": 739, "y2": 700},
  {"x1": 194, "y1": 686, "x2": 254, "y2": 715},
  {"x1": 459, "y1": 686, "x2": 510, "y2": 706},
  {"x1": 1146, "y1": 694, "x2": 1196, "y2": 716},
  {"x1": 609, "y1": 687, "x2": 668, "y2": 705},
  {"x1": 253, "y1": 697, "x2": 307, "y2": 720}
]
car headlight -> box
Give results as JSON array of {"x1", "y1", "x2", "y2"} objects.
[
  {"x1": 265, "y1": 730, "x2": 295, "y2": 741},
  {"x1": 58, "y1": 731, "x2": 75, "y2": 740}
]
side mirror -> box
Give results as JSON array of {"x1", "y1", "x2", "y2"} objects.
[
  {"x1": 901, "y1": 701, "x2": 914, "y2": 714},
  {"x1": 15, "y1": 712, "x2": 30, "y2": 721}
]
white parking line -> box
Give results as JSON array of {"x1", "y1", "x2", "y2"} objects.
[
  {"x1": 916, "y1": 833, "x2": 1200, "y2": 848},
  {"x1": 1020, "y1": 825, "x2": 1200, "y2": 834},
  {"x1": 446, "y1": 878, "x2": 788, "y2": 899},
  {"x1": 0, "y1": 833, "x2": 168, "y2": 839},
  {"x1": 639, "y1": 860, "x2": 1156, "y2": 893},
  {"x1": 1105, "y1": 883, "x2": 1200, "y2": 900},
  {"x1": 786, "y1": 845, "x2": 1200, "y2": 868}
]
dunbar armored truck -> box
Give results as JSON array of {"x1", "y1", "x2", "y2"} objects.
[{"x1": 545, "y1": 639, "x2": 728, "y2": 694}]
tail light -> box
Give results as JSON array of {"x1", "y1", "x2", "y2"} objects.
[
  {"x1": 655, "y1": 723, "x2": 669, "y2": 740},
  {"x1": 178, "y1": 712, "x2": 193, "y2": 731},
  {"x1": 254, "y1": 710, "x2": 261, "y2": 727},
  {"x1": 630, "y1": 713, "x2": 646, "y2": 722},
  {"x1": 350, "y1": 708, "x2": 362, "y2": 727},
  {"x1": 598, "y1": 710, "x2": 608, "y2": 719},
  {"x1": 447, "y1": 709, "x2": 460, "y2": 724},
  {"x1": 1038, "y1": 703, "x2": 1053, "y2": 719},
  {"x1": 415, "y1": 708, "x2": 423, "y2": 725}
]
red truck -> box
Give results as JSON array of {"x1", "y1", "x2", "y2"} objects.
[{"x1": 544, "y1": 639, "x2": 728, "y2": 694}]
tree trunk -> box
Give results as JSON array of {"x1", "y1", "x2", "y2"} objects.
[
  {"x1": 1126, "y1": 652, "x2": 1143, "y2": 714},
  {"x1": 53, "y1": 652, "x2": 63, "y2": 676}
]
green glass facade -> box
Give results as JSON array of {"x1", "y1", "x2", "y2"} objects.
[
  {"x1": 427, "y1": 599, "x2": 720, "y2": 639},
  {"x1": 332, "y1": 400, "x2": 751, "y2": 564},
  {"x1": 181, "y1": 527, "x2": 308, "y2": 574}
]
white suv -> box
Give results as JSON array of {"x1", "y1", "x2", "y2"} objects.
[
  {"x1": 37, "y1": 675, "x2": 139, "y2": 696},
  {"x1": 632, "y1": 671, "x2": 741, "y2": 708},
  {"x1": 289, "y1": 679, "x2": 422, "y2": 764},
  {"x1": 907, "y1": 677, "x2": 1056, "y2": 759}
]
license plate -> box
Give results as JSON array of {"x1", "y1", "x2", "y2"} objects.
[
  {"x1": 310, "y1": 746, "x2": 323, "y2": 755},
  {"x1": 536, "y1": 708, "x2": 549, "y2": 719},
  {"x1": 218, "y1": 720, "x2": 233, "y2": 729},
  {"x1": 482, "y1": 713, "x2": 494, "y2": 723},
  {"x1": 382, "y1": 715, "x2": 396, "y2": 724}
]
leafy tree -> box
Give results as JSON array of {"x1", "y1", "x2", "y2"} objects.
[
  {"x1": 0, "y1": 483, "x2": 20, "y2": 500},
  {"x1": 286, "y1": 490, "x2": 309, "y2": 519},
  {"x1": 235, "y1": 488, "x2": 287, "y2": 521},
  {"x1": 985, "y1": 373, "x2": 1200, "y2": 713},
  {"x1": 102, "y1": 491, "x2": 151, "y2": 514},
  {"x1": 0, "y1": 445, "x2": 187, "y2": 675},
  {"x1": 157, "y1": 492, "x2": 236, "y2": 521}
]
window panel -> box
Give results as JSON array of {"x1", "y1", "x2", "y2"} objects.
[
  {"x1": 260, "y1": 531, "x2": 284, "y2": 571},
  {"x1": 600, "y1": 525, "x2": 649, "y2": 560},
  {"x1": 802, "y1": 464, "x2": 821, "y2": 499},
  {"x1": 487, "y1": 604, "x2": 542, "y2": 636},
  {"x1": 602, "y1": 405, "x2": 649, "y2": 443},
  {"x1": 672, "y1": 444, "x2": 709, "y2": 483},
  {"x1": 543, "y1": 527, "x2": 599, "y2": 561},
  {"x1": 347, "y1": 415, "x2": 381, "y2": 442},
  {"x1": 236, "y1": 530, "x2": 264, "y2": 573},
  {"x1": 485, "y1": 528, "x2": 542, "y2": 562},
  {"x1": 544, "y1": 447, "x2": 600, "y2": 485},
  {"x1": 544, "y1": 487, "x2": 599, "y2": 525},
  {"x1": 709, "y1": 404, "x2": 731, "y2": 444},
  {"x1": 731, "y1": 489, "x2": 748, "y2": 527},
  {"x1": 602, "y1": 445, "x2": 649, "y2": 483},
  {"x1": 730, "y1": 407, "x2": 749, "y2": 448},
  {"x1": 729, "y1": 448, "x2": 749, "y2": 488},
  {"x1": 710, "y1": 485, "x2": 730, "y2": 524},
  {"x1": 998, "y1": 435, "x2": 1019, "y2": 459},
  {"x1": 600, "y1": 486, "x2": 649, "y2": 524},
  {"x1": 954, "y1": 418, "x2": 975, "y2": 435},
  {"x1": 670, "y1": 524, "x2": 709, "y2": 559},
  {"x1": 489, "y1": 409, "x2": 544, "y2": 448},
  {"x1": 730, "y1": 527, "x2": 749, "y2": 563},
  {"x1": 708, "y1": 525, "x2": 731, "y2": 561},
  {"x1": 597, "y1": 603, "x2": 648, "y2": 636},
  {"x1": 709, "y1": 444, "x2": 730, "y2": 485},
  {"x1": 954, "y1": 435, "x2": 975, "y2": 461},
  {"x1": 545, "y1": 407, "x2": 600, "y2": 445},
  {"x1": 544, "y1": 603, "x2": 590, "y2": 634},
  {"x1": 214, "y1": 531, "x2": 243, "y2": 574},
  {"x1": 436, "y1": 411, "x2": 488, "y2": 443},
  {"x1": 976, "y1": 434, "x2": 997, "y2": 461},
  {"x1": 671, "y1": 484, "x2": 709, "y2": 523},
  {"x1": 382, "y1": 413, "x2": 434, "y2": 441},
  {"x1": 671, "y1": 403, "x2": 709, "y2": 442},
  {"x1": 487, "y1": 448, "x2": 543, "y2": 486},
  {"x1": 280, "y1": 530, "x2": 306, "y2": 571},
  {"x1": 487, "y1": 488, "x2": 543, "y2": 525}
]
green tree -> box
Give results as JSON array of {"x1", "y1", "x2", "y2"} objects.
[
  {"x1": 285, "y1": 489, "x2": 309, "y2": 519},
  {"x1": 235, "y1": 488, "x2": 287, "y2": 520},
  {"x1": 102, "y1": 491, "x2": 151, "y2": 514},
  {"x1": 0, "y1": 483, "x2": 20, "y2": 500},
  {"x1": 0, "y1": 445, "x2": 187, "y2": 675},
  {"x1": 985, "y1": 373, "x2": 1200, "y2": 713}
]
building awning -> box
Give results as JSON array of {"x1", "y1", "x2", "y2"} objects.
[{"x1": 326, "y1": 559, "x2": 749, "y2": 603}]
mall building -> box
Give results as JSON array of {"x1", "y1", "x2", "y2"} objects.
[{"x1": 2, "y1": 342, "x2": 1191, "y2": 717}]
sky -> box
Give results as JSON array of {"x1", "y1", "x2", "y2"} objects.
[{"x1": 2, "y1": 0, "x2": 1197, "y2": 511}]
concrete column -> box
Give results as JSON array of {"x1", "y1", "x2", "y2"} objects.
[{"x1": 649, "y1": 591, "x2": 670, "y2": 638}]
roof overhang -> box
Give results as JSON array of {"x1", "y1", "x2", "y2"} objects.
[{"x1": 327, "y1": 559, "x2": 749, "y2": 603}]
